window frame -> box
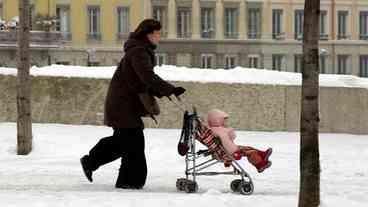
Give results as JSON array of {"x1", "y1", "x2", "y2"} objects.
[
  {"x1": 87, "y1": 6, "x2": 101, "y2": 40},
  {"x1": 201, "y1": 54, "x2": 215, "y2": 69},
  {"x1": 272, "y1": 9, "x2": 283, "y2": 39},
  {"x1": 224, "y1": 7, "x2": 238, "y2": 39},
  {"x1": 201, "y1": 7, "x2": 215, "y2": 39},
  {"x1": 294, "y1": 9, "x2": 304, "y2": 40},
  {"x1": 177, "y1": 7, "x2": 192, "y2": 38},
  {"x1": 117, "y1": 6, "x2": 130, "y2": 39}
]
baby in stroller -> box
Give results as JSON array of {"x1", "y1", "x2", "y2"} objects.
[{"x1": 207, "y1": 109, "x2": 272, "y2": 173}]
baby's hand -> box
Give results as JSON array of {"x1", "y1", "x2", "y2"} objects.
[{"x1": 228, "y1": 128, "x2": 236, "y2": 140}]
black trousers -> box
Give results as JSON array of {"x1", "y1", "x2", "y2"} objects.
[{"x1": 87, "y1": 128, "x2": 147, "y2": 188}]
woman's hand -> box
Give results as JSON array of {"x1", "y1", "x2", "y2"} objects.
[{"x1": 173, "y1": 87, "x2": 186, "y2": 97}]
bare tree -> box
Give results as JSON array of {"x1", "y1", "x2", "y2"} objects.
[
  {"x1": 17, "y1": 0, "x2": 33, "y2": 155},
  {"x1": 298, "y1": 0, "x2": 321, "y2": 206}
]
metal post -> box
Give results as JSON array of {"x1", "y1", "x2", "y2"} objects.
[{"x1": 192, "y1": 126, "x2": 196, "y2": 182}]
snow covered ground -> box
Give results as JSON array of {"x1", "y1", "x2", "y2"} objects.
[
  {"x1": 1, "y1": 64, "x2": 368, "y2": 89},
  {"x1": 0, "y1": 123, "x2": 367, "y2": 207}
]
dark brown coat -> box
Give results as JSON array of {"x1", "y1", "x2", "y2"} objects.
[{"x1": 104, "y1": 37, "x2": 175, "y2": 129}]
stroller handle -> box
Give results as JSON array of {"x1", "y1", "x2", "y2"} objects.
[{"x1": 167, "y1": 95, "x2": 196, "y2": 114}]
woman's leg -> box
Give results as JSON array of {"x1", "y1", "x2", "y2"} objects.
[
  {"x1": 115, "y1": 128, "x2": 147, "y2": 189},
  {"x1": 84, "y1": 129, "x2": 124, "y2": 171}
]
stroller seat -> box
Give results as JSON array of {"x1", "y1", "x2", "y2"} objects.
[{"x1": 195, "y1": 121, "x2": 233, "y2": 164}]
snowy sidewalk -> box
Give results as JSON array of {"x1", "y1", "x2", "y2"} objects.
[{"x1": 0, "y1": 123, "x2": 367, "y2": 207}]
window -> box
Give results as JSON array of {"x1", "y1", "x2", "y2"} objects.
[
  {"x1": 294, "y1": 54, "x2": 302, "y2": 73},
  {"x1": 320, "y1": 55, "x2": 327, "y2": 74},
  {"x1": 201, "y1": 8, "x2": 215, "y2": 38},
  {"x1": 117, "y1": 7, "x2": 130, "y2": 38},
  {"x1": 320, "y1": 10, "x2": 328, "y2": 40},
  {"x1": 155, "y1": 53, "x2": 168, "y2": 66},
  {"x1": 248, "y1": 8, "x2": 261, "y2": 39},
  {"x1": 360, "y1": 55, "x2": 368, "y2": 77},
  {"x1": 153, "y1": 6, "x2": 167, "y2": 37},
  {"x1": 295, "y1": 10, "x2": 304, "y2": 40},
  {"x1": 88, "y1": 6, "x2": 101, "y2": 40},
  {"x1": 88, "y1": 62, "x2": 100, "y2": 66},
  {"x1": 272, "y1": 54, "x2": 285, "y2": 71},
  {"x1": 295, "y1": 55, "x2": 326, "y2": 73},
  {"x1": 337, "y1": 55, "x2": 349, "y2": 74},
  {"x1": 272, "y1": 9, "x2": 283, "y2": 39},
  {"x1": 360, "y1": 11, "x2": 368, "y2": 40},
  {"x1": 248, "y1": 55, "x2": 259, "y2": 69},
  {"x1": 224, "y1": 8, "x2": 238, "y2": 39},
  {"x1": 56, "y1": 6, "x2": 71, "y2": 40},
  {"x1": 56, "y1": 61, "x2": 70, "y2": 65},
  {"x1": 201, "y1": 54, "x2": 214, "y2": 69},
  {"x1": 224, "y1": 55, "x2": 237, "y2": 69},
  {"x1": 338, "y1": 11, "x2": 348, "y2": 39},
  {"x1": 177, "y1": 7, "x2": 191, "y2": 38},
  {"x1": 176, "y1": 53, "x2": 191, "y2": 67}
]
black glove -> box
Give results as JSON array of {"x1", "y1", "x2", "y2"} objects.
[{"x1": 173, "y1": 87, "x2": 186, "y2": 97}]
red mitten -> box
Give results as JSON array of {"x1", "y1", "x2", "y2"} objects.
[{"x1": 233, "y1": 151, "x2": 242, "y2": 160}]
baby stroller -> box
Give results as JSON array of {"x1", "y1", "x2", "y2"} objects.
[{"x1": 175, "y1": 107, "x2": 254, "y2": 195}]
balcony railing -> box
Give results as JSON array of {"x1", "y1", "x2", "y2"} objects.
[
  {"x1": 87, "y1": 33, "x2": 102, "y2": 41},
  {"x1": 248, "y1": 32, "x2": 261, "y2": 39},
  {"x1": 295, "y1": 33, "x2": 303, "y2": 40},
  {"x1": 0, "y1": 31, "x2": 62, "y2": 47},
  {"x1": 177, "y1": 32, "x2": 192, "y2": 39},
  {"x1": 201, "y1": 30, "x2": 215, "y2": 39},
  {"x1": 224, "y1": 32, "x2": 238, "y2": 39},
  {"x1": 320, "y1": 33, "x2": 329, "y2": 40},
  {"x1": 60, "y1": 32, "x2": 72, "y2": 41},
  {"x1": 360, "y1": 34, "x2": 368, "y2": 40},
  {"x1": 338, "y1": 34, "x2": 350, "y2": 40},
  {"x1": 273, "y1": 32, "x2": 285, "y2": 40}
]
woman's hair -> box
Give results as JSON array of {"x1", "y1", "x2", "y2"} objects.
[{"x1": 130, "y1": 19, "x2": 162, "y2": 40}]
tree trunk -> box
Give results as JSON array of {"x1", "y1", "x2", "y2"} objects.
[
  {"x1": 17, "y1": 0, "x2": 33, "y2": 155},
  {"x1": 298, "y1": 0, "x2": 321, "y2": 207}
]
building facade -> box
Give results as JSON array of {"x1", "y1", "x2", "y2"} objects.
[
  {"x1": 0, "y1": 0, "x2": 147, "y2": 66},
  {"x1": 1, "y1": 0, "x2": 368, "y2": 77}
]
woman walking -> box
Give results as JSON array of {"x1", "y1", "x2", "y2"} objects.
[{"x1": 80, "y1": 19, "x2": 186, "y2": 189}]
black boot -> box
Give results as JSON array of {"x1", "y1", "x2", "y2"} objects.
[
  {"x1": 80, "y1": 155, "x2": 93, "y2": 182},
  {"x1": 115, "y1": 168, "x2": 144, "y2": 189},
  {"x1": 115, "y1": 184, "x2": 143, "y2": 189}
]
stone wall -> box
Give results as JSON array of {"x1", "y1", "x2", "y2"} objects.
[{"x1": 1, "y1": 74, "x2": 367, "y2": 134}]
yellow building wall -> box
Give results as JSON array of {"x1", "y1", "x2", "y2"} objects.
[
  {"x1": 2, "y1": 0, "x2": 145, "y2": 47},
  {"x1": 35, "y1": 0, "x2": 56, "y2": 16},
  {"x1": 71, "y1": 0, "x2": 87, "y2": 46},
  {"x1": 68, "y1": 0, "x2": 144, "y2": 47},
  {"x1": 3, "y1": 0, "x2": 19, "y2": 21},
  {"x1": 3, "y1": 0, "x2": 56, "y2": 21}
]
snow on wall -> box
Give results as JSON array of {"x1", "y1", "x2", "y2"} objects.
[{"x1": 1, "y1": 64, "x2": 368, "y2": 89}]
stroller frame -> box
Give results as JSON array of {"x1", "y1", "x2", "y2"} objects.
[{"x1": 176, "y1": 108, "x2": 254, "y2": 195}]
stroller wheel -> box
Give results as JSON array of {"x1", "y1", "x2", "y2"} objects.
[
  {"x1": 176, "y1": 178, "x2": 188, "y2": 191},
  {"x1": 184, "y1": 180, "x2": 198, "y2": 193},
  {"x1": 230, "y1": 179, "x2": 242, "y2": 192},
  {"x1": 238, "y1": 181, "x2": 254, "y2": 195}
]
